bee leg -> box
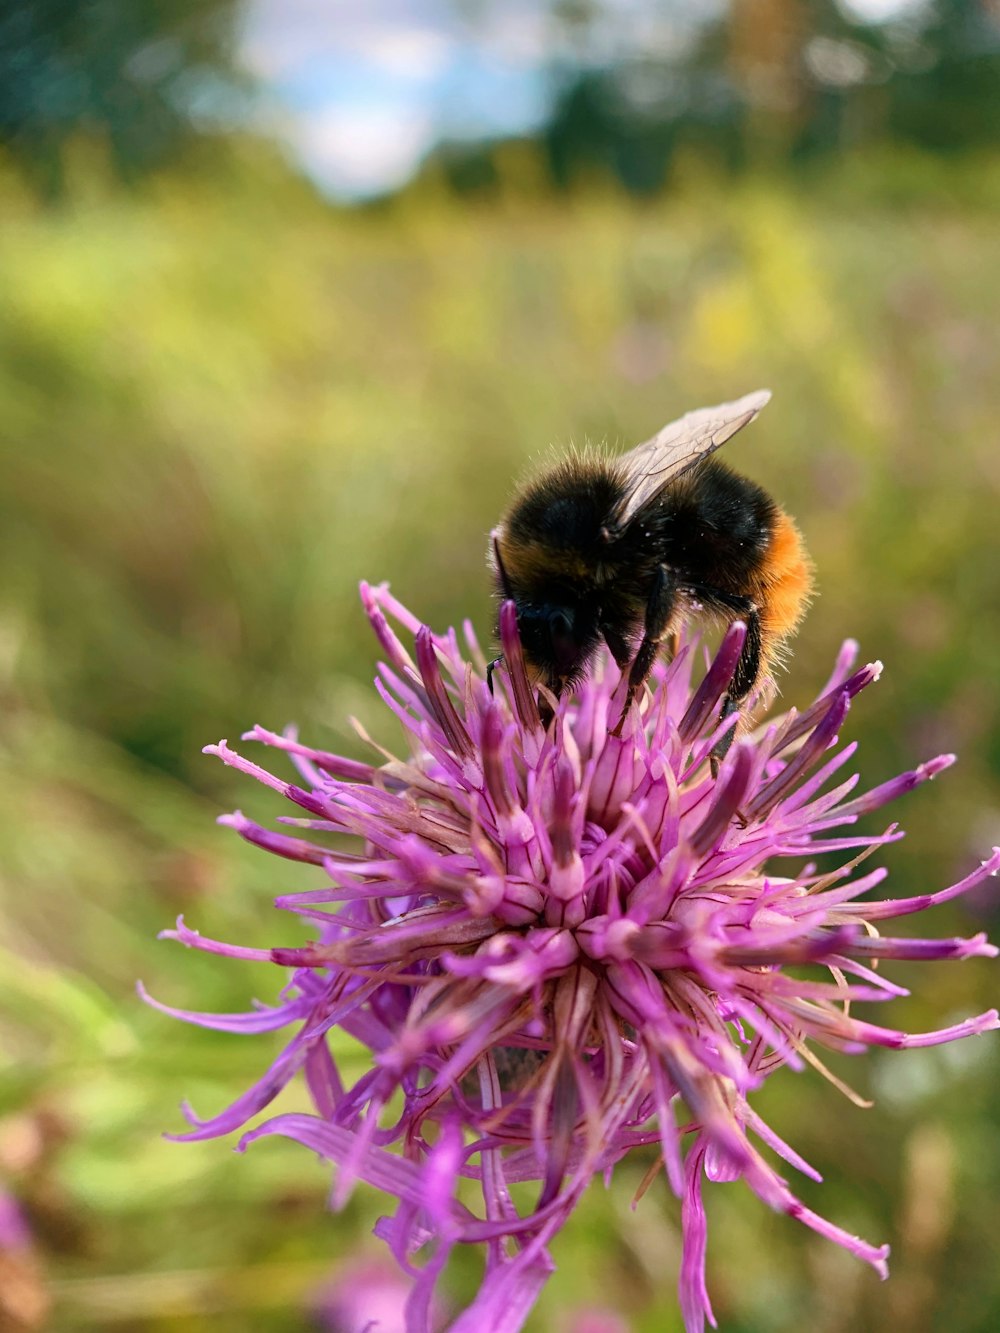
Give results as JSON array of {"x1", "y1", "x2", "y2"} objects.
[
  {"x1": 721, "y1": 606, "x2": 762, "y2": 719},
  {"x1": 612, "y1": 564, "x2": 677, "y2": 735},
  {"x1": 709, "y1": 719, "x2": 746, "y2": 821},
  {"x1": 710, "y1": 697, "x2": 740, "y2": 777},
  {"x1": 711, "y1": 701, "x2": 749, "y2": 827},
  {"x1": 601, "y1": 625, "x2": 631, "y2": 673},
  {"x1": 486, "y1": 655, "x2": 504, "y2": 695},
  {"x1": 685, "y1": 584, "x2": 760, "y2": 743},
  {"x1": 710, "y1": 608, "x2": 763, "y2": 825}
]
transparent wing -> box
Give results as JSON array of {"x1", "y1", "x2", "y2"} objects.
[{"x1": 615, "y1": 389, "x2": 771, "y2": 523}]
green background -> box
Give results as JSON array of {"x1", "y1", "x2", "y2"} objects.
[{"x1": 1, "y1": 6, "x2": 999, "y2": 1330}]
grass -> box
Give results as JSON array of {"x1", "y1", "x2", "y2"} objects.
[{"x1": 1, "y1": 146, "x2": 998, "y2": 1331}]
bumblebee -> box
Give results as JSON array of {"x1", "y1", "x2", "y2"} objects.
[{"x1": 489, "y1": 390, "x2": 814, "y2": 752}]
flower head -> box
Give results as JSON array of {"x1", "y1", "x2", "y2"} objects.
[{"x1": 146, "y1": 584, "x2": 999, "y2": 1333}]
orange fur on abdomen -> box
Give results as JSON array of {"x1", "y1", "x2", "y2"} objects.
[{"x1": 756, "y1": 508, "x2": 815, "y2": 670}]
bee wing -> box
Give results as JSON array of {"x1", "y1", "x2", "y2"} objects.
[{"x1": 615, "y1": 389, "x2": 771, "y2": 523}]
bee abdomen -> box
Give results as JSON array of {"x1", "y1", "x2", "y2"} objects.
[{"x1": 758, "y1": 508, "x2": 815, "y2": 644}]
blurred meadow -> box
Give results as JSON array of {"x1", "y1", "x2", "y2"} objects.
[{"x1": 1, "y1": 2, "x2": 999, "y2": 1330}]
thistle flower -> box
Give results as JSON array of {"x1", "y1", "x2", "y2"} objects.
[
  {"x1": 145, "y1": 584, "x2": 999, "y2": 1333},
  {"x1": 313, "y1": 1254, "x2": 420, "y2": 1332}
]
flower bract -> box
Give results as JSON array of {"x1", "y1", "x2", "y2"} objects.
[{"x1": 145, "y1": 584, "x2": 999, "y2": 1333}]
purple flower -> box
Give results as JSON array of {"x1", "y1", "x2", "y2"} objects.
[
  {"x1": 0, "y1": 1191, "x2": 32, "y2": 1253},
  {"x1": 145, "y1": 584, "x2": 999, "y2": 1333},
  {"x1": 563, "y1": 1312, "x2": 629, "y2": 1333},
  {"x1": 313, "y1": 1254, "x2": 429, "y2": 1332},
  {"x1": 0, "y1": 1189, "x2": 49, "y2": 1330}
]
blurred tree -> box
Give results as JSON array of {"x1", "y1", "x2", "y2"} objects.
[
  {"x1": 0, "y1": 0, "x2": 249, "y2": 197},
  {"x1": 887, "y1": 0, "x2": 1000, "y2": 150},
  {"x1": 727, "y1": 0, "x2": 809, "y2": 160},
  {"x1": 436, "y1": 0, "x2": 1000, "y2": 198}
]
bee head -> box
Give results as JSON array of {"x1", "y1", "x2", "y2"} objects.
[{"x1": 514, "y1": 600, "x2": 600, "y2": 692}]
